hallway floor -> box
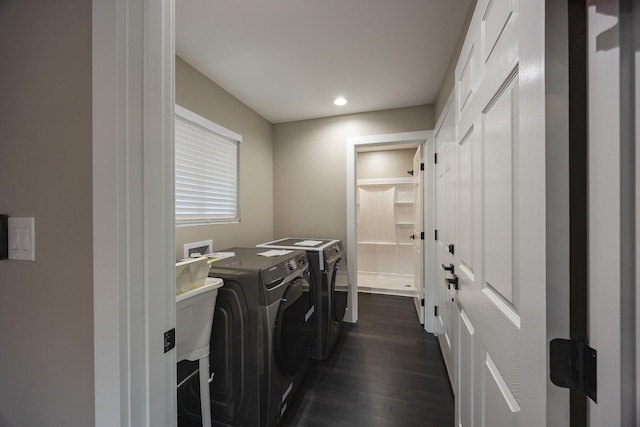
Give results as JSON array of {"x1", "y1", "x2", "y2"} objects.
[{"x1": 279, "y1": 292, "x2": 454, "y2": 427}]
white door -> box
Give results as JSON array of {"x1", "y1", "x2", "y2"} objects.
[
  {"x1": 439, "y1": 0, "x2": 548, "y2": 425},
  {"x1": 587, "y1": 1, "x2": 638, "y2": 425},
  {"x1": 435, "y1": 106, "x2": 457, "y2": 386},
  {"x1": 454, "y1": 115, "x2": 479, "y2": 427},
  {"x1": 412, "y1": 144, "x2": 425, "y2": 324}
]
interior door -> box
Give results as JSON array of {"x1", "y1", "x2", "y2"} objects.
[
  {"x1": 443, "y1": 0, "x2": 548, "y2": 426},
  {"x1": 454, "y1": 115, "x2": 479, "y2": 427},
  {"x1": 453, "y1": 11, "x2": 523, "y2": 423},
  {"x1": 412, "y1": 144, "x2": 425, "y2": 324},
  {"x1": 435, "y1": 107, "x2": 456, "y2": 385}
]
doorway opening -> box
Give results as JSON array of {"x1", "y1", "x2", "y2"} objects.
[
  {"x1": 346, "y1": 131, "x2": 434, "y2": 331},
  {"x1": 356, "y1": 147, "x2": 418, "y2": 297}
]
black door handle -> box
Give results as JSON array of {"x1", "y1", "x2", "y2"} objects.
[
  {"x1": 410, "y1": 234, "x2": 416, "y2": 240},
  {"x1": 446, "y1": 274, "x2": 459, "y2": 290},
  {"x1": 441, "y1": 263, "x2": 454, "y2": 273}
]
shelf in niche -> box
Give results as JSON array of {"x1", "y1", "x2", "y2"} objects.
[{"x1": 357, "y1": 178, "x2": 413, "y2": 186}]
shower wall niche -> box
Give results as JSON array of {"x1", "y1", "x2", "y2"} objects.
[{"x1": 357, "y1": 177, "x2": 415, "y2": 293}]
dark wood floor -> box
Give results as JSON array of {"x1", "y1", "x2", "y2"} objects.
[{"x1": 279, "y1": 292, "x2": 454, "y2": 427}]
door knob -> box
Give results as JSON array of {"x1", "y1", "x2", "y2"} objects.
[
  {"x1": 441, "y1": 263, "x2": 454, "y2": 273},
  {"x1": 410, "y1": 234, "x2": 416, "y2": 239},
  {"x1": 446, "y1": 274, "x2": 459, "y2": 290}
]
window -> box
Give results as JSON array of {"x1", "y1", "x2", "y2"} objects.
[{"x1": 175, "y1": 105, "x2": 241, "y2": 226}]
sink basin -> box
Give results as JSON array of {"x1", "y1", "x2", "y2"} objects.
[
  {"x1": 175, "y1": 276, "x2": 222, "y2": 427},
  {"x1": 176, "y1": 277, "x2": 223, "y2": 361}
]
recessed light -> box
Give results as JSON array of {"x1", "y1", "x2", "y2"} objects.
[{"x1": 333, "y1": 97, "x2": 348, "y2": 106}]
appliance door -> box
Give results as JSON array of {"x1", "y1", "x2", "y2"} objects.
[
  {"x1": 329, "y1": 257, "x2": 348, "y2": 322},
  {"x1": 273, "y1": 276, "x2": 315, "y2": 376}
]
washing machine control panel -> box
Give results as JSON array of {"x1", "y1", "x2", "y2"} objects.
[
  {"x1": 284, "y1": 254, "x2": 308, "y2": 273},
  {"x1": 262, "y1": 253, "x2": 308, "y2": 289}
]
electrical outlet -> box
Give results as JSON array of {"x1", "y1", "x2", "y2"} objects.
[{"x1": 8, "y1": 217, "x2": 36, "y2": 261}]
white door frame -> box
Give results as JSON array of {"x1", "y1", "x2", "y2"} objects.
[
  {"x1": 93, "y1": 0, "x2": 176, "y2": 425},
  {"x1": 412, "y1": 144, "x2": 425, "y2": 324},
  {"x1": 587, "y1": 1, "x2": 638, "y2": 425},
  {"x1": 346, "y1": 131, "x2": 434, "y2": 331}
]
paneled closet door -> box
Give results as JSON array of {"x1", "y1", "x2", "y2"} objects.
[
  {"x1": 450, "y1": 0, "x2": 547, "y2": 425},
  {"x1": 435, "y1": 103, "x2": 457, "y2": 387},
  {"x1": 454, "y1": 115, "x2": 482, "y2": 427}
]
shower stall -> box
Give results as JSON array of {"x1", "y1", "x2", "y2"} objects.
[{"x1": 356, "y1": 148, "x2": 416, "y2": 296}]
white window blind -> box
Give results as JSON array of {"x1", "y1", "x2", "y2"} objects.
[{"x1": 175, "y1": 105, "x2": 241, "y2": 226}]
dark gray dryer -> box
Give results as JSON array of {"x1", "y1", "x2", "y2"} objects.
[
  {"x1": 177, "y1": 247, "x2": 315, "y2": 427},
  {"x1": 257, "y1": 238, "x2": 349, "y2": 361}
]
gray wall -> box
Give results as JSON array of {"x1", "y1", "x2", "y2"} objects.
[
  {"x1": 0, "y1": 1, "x2": 94, "y2": 426},
  {"x1": 357, "y1": 148, "x2": 416, "y2": 180},
  {"x1": 175, "y1": 57, "x2": 274, "y2": 257},
  {"x1": 273, "y1": 106, "x2": 433, "y2": 245}
]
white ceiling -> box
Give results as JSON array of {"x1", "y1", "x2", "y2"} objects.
[{"x1": 175, "y1": 0, "x2": 473, "y2": 124}]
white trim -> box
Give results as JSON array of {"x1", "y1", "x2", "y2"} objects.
[
  {"x1": 348, "y1": 130, "x2": 432, "y2": 146},
  {"x1": 423, "y1": 119, "x2": 438, "y2": 334},
  {"x1": 92, "y1": 2, "x2": 123, "y2": 421},
  {"x1": 175, "y1": 104, "x2": 243, "y2": 143},
  {"x1": 346, "y1": 130, "x2": 434, "y2": 329},
  {"x1": 587, "y1": 2, "x2": 638, "y2": 424},
  {"x1": 93, "y1": 0, "x2": 175, "y2": 425}
]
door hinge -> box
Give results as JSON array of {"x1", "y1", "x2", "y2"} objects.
[
  {"x1": 434, "y1": 305, "x2": 438, "y2": 316},
  {"x1": 434, "y1": 153, "x2": 438, "y2": 164},
  {"x1": 420, "y1": 231, "x2": 425, "y2": 240},
  {"x1": 421, "y1": 298, "x2": 425, "y2": 307},
  {"x1": 550, "y1": 337, "x2": 597, "y2": 402},
  {"x1": 434, "y1": 229, "x2": 438, "y2": 241},
  {"x1": 164, "y1": 328, "x2": 176, "y2": 353},
  {"x1": 420, "y1": 162, "x2": 425, "y2": 171}
]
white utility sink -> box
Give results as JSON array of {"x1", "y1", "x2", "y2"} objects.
[{"x1": 176, "y1": 276, "x2": 223, "y2": 427}]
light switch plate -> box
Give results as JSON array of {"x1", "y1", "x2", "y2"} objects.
[{"x1": 8, "y1": 217, "x2": 36, "y2": 261}]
